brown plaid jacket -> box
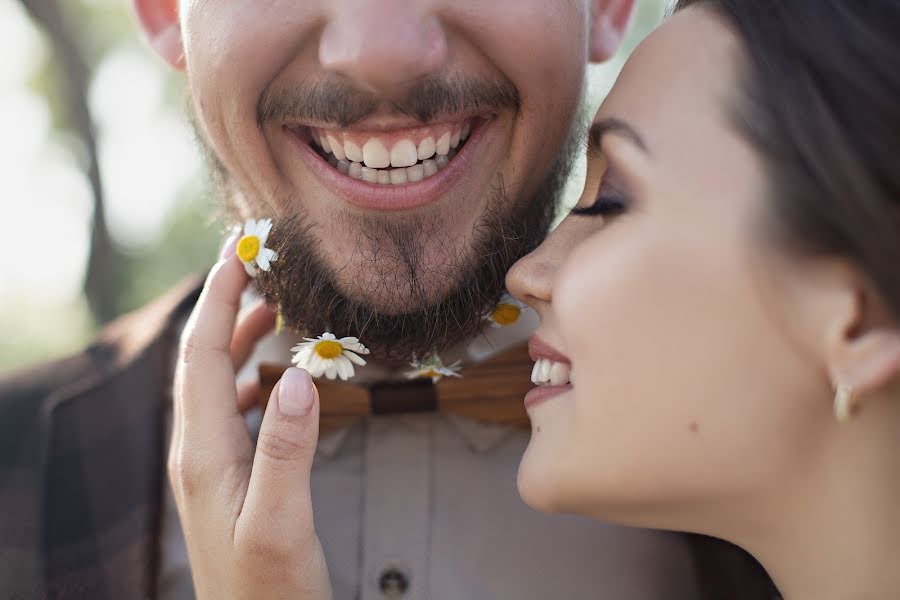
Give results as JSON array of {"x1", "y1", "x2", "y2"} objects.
[
  {"x1": 0, "y1": 277, "x2": 779, "y2": 600},
  {"x1": 0, "y1": 277, "x2": 202, "y2": 600}
]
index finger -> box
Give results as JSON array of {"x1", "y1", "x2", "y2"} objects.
[{"x1": 175, "y1": 241, "x2": 251, "y2": 453}]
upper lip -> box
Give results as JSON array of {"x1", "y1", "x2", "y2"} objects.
[
  {"x1": 528, "y1": 335, "x2": 571, "y2": 365},
  {"x1": 283, "y1": 112, "x2": 489, "y2": 133}
]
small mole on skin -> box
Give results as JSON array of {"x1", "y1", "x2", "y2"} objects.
[
  {"x1": 535, "y1": 426, "x2": 542, "y2": 433},
  {"x1": 688, "y1": 421, "x2": 699, "y2": 434}
]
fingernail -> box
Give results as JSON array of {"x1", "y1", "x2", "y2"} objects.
[
  {"x1": 277, "y1": 368, "x2": 315, "y2": 417},
  {"x1": 219, "y1": 232, "x2": 240, "y2": 261}
]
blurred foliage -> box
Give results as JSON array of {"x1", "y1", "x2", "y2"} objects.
[
  {"x1": 0, "y1": 0, "x2": 219, "y2": 373},
  {"x1": 115, "y1": 201, "x2": 222, "y2": 316}
]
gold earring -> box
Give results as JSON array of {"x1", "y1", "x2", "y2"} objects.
[{"x1": 833, "y1": 383, "x2": 857, "y2": 423}]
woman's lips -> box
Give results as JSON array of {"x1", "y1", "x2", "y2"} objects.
[
  {"x1": 285, "y1": 116, "x2": 490, "y2": 211},
  {"x1": 524, "y1": 383, "x2": 573, "y2": 409},
  {"x1": 528, "y1": 335, "x2": 572, "y2": 365},
  {"x1": 525, "y1": 335, "x2": 574, "y2": 409}
]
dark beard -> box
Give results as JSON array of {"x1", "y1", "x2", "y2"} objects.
[
  {"x1": 252, "y1": 159, "x2": 572, "y2": 361},
  {"x1": 192, "y1": 76, "x2": 583, "y2": 361}
]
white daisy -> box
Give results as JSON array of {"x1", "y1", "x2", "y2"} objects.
[
  {"x1": 235, "y1": 218, "x2": 278, "y2": 277},
  {"x1": 406, "y1": 353, "x2": 463, "y2": 384},
  {"x1": 291, "y1": 332, "x2": 370, "y2": 381},
  {"x1": 485, "y1": 293, "x2": 527, "y2": 327}
]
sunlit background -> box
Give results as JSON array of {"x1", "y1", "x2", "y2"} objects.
[{"x1": 0, "y1": 0, "x2": 668, "y2": 373}]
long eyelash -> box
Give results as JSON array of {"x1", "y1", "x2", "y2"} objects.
[{"x1": 571, "y1": 196, "x2": 627, "y2": 218}]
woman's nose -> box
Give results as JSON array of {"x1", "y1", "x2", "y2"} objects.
[
  {"x1": 319, "y1": 1, "x2": 448, "y2": 96},
  {"x1": 506, "y1": 246, "x2": 555, "y2": 314}
]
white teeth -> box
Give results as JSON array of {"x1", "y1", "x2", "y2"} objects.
[
  {"x1": 391, "y1": 139, "x2": 418, "y2": 168},
  {"x1": 345, "y1": 141, "x2": 363, "y2": 163},
  {"x1": 436, "y1": 132, "x2": 451, "y2": 156},
  {"x1": 417, "y1": 137, "x2": 436, "y2": 160},
  {"x1": 328, "y1": 135, "x2": 345, "y2": 160},
  {"x1": 450, "y1": 129, "x2": 461, "y2": 149},
  {"x1": 531, "y1": 359, "x2": 573, "y2": 386},
  {"x1": 361, "y1": 166, "x2": 378, "y2": 182},
  {"x1": 406, "y1": 164, "x2": 424, "y2": 182},
  {"x1": 363, "y1": 139, "x2": 391, "y2": 169},
  {"x1": 531, "y1": 361, "x2": 542, "y2": 384},
  {"x1": 549, "y1": 362, "x2": 569, "y2": 386},
  {"x1": 537, "y1": 359, "x2": 551, "y2": 383},
  {"x1": 336, "y1": 155, "x2": 451, "y2": 185},
  {"x1": 317, "y1": 122, "x2": 470, "y2": 185},
  {"x1": 389, "y1": 168, "x2": 408, "y2": 184}
]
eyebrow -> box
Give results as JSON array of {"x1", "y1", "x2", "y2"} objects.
[{"x1": 588, "y1": 117, "x2": 649, "y2": 155}]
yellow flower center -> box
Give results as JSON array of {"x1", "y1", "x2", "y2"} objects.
[
  {"x1": 236, "y1": 235, "x2": 260, "y2": 263},
  {"x1": 491, "y1": 303, "x2": 521, "y2": 326},
  {"x1": 421, "y1": 369, "x2": 442, "y2": 380},
  {"x1": 314, "y1": 340, "x2": 344, "y2": 360}
]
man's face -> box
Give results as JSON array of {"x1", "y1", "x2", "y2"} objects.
[{"x1": 143, "y1": 0, "x2": 616, "y2": 356}]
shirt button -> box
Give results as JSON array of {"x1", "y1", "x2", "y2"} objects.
[{"x1": 378, "y1": 568, "x2": 410, "y2": 598}]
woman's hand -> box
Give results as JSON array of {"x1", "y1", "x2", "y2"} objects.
[{"x1": 169, "y1": 238, "x2": 332, "y2": 600}]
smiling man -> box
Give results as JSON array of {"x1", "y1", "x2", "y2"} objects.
[
  {"x1": 165, "y1": 0, "x2": 594, "y2": 356},
  {"x1": 0, "y1": 1, "x2": 763, "y2": 599}
]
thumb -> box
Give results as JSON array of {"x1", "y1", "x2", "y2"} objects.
[{"x1": 242, "y1": 368, "x2": 320, "y2": 530}]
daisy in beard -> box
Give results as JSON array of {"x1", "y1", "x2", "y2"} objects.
[
  {"x1": 291, "y1": 333, "x2": 370, "y2": 381},
  {"x1": 235, "y1": 218, "x2": 277, "y2": 277}
]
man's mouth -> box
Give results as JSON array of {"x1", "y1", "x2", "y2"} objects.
[
  {"x1": 304, "y1": 118, "x2": 474, "y2": 185},
  {"x1": 284, "y1": 114, "x2": 491, "y2": 210}
]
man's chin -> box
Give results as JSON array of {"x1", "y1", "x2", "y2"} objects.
[
  {"x1": 253, "y1": 203, "x2": 533, "y2": 360},
  {"x1": 255, "y1": 253, "x2": 502, "y2": 360},
  {"x1": 332, "y1": 277, "x2": 454, "y2": 317},
  {"x1": 328, "y1": 248, "x2": 474, "y2": 317}
]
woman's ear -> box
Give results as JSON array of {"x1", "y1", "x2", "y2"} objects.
[
  {"x1": 589, "y1": 0, "x2": 637, "y2": 62},
  {"x1": 132, "y1": 0, "x2": 184, "y2": 70},
  {"x1": 824, "y1": 280, "x2": 900, "y2": 418}
]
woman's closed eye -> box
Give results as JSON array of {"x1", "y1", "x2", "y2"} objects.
[{"x1": 571, "y1": 179, "x2": 630, "y2": 218}]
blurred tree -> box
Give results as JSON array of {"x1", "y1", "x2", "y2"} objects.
[{"x1": 19, "y1": 0, "x2": 123, "y2": 325}]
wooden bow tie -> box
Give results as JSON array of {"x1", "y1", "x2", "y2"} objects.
[{"x1": 259, "y1": 343, "x2": 533, "y2": 437}]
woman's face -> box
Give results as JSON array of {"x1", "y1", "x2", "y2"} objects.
[{"x1": 507, "y1": 8, "x2": 833, "y2": 526}]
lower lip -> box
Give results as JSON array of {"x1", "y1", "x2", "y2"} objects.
[
  {"x1": 287, "y1": 118, "x2": 490, "y2": 212},
  {"x1": 524, "y1": 384, "x2": 573, "y2": 409}
]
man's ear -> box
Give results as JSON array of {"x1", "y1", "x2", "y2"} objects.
[
  {"x1": 589, "y1": 0, "x2": 637, "y2": 63},
  {"x1": 132, "y1": 0, "x2": 184, "y2": 70},
  {"x1": 824, "y1": 278, "x2": 900, "y2": 416}
]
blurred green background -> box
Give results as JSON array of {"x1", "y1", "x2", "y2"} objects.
[{"x1": 0, "y1": 0, "x2": 669, "y2": 373}]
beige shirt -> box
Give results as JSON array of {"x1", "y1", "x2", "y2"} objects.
[{"x1": 158, "y1": 309, "x2": 699, "y2": 600}]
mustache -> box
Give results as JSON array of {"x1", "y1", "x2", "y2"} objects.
[{"x1": 256, "y1": 74, "x2": 520, "y2": 129}]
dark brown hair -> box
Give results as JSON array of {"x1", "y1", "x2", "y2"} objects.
[{"x1": 677, "y1": 0, "x2": 900, "y2": 315}]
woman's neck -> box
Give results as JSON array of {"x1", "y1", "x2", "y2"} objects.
[{"x1": 732, "y1": 399, "x2": 900, "y2": 599}]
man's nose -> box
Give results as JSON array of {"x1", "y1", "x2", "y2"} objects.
[{"x1": 319, "y1": 1, "x2": 448, "y2": 95}]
